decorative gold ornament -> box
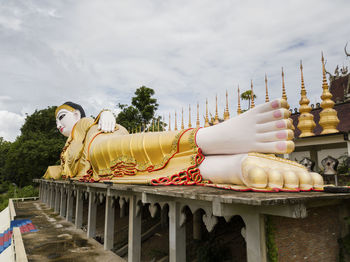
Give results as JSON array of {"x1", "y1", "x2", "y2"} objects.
[
  {"x1": 237, "y1": 86, "x2": 242, "y2": 115},
  {"x1": 265, "y1": 74, "x2": 269, "y2": 103},
  {"x1": 181, "y1": 108, "x2": 184, "y2": 130},
  {"x1": 297, "y1": 61, "x2": 316, "y2": 137},
  {"x1": 196, "y1": 103, "x2": 200, "y2": 128},
  {"x1": 214, "y1": 95, "x2": 219, "y2": 125},
  {"x1": 168, "y1": 113, "x2": 171, "y2": 131},
  {"x1": 319, "y1": 53, "x2": 339, "y2": 134},
  {"x1": 224, "y1": 90, "x2": 230, "y2": 120},
  {"x1": 204, "y1": 99, "x2": 210, "y2": 127},
  {"x1": 174, "y1": 111, "x2": 178, "y2": 131},
  {"x1": 281, "y1": 67, "x2": 295, "y2": 130},
  {"x1": 250, "y1": 80, "x2": 255, "y2": 108},
  {"x1": 188, "y1": 104, "x2": 192, "y2": 128}
]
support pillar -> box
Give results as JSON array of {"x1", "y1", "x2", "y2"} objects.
[
  {"x1": 75, "y1": 188, "x2": 83, "y2": 229},
  {"x1": 49, "y1": 185, "x2": 55, "y2": 209},
  {"x1": 87, "y1": 190, "x2": 97, "y2": 238},
  {"x1": 169, "y1": 202, "x2": 186, "y2": 262},
  {"x1": 104, "y1": 194, "x2": 115, "y2": 250},
  {"x1": 54, "y1": 186, "x2": 60, "y2": 213},
  {"x1": 242, "y1": 212, "x2": 267, "y2": 262},
  {"x1": 66, "y1": 188, "x2": 74, "y2": 222},
  {"x1": 60, "y1": 187, "x2": 67, "y2": 217},
  {"x1": 128, "y1": 195, "x2": 141, "y2": 262}
]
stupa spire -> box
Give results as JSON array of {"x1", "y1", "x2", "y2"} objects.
[
  {"x1": 319, "y1": 52, "x2": 339, "y2": 134},
  {"x1": 174, "y1": 111, "x2": 178, "y2": 131},
  {"x1": 214, "y1": 95, "x2": 219, "y2": 125},
  {"x1": 281, "y1": 67, "x2": 288, "y2": 101},
  {"x1": 250, "y1": 80, "x2": 255, "y2": 108},
  {"x1": 265, "y1": 74, "x2": 269, "y2": 102},
  {"x1": 297, "y1": 61, "x2": 316, "y2": 137},
  {"x1": 168, "y1": 113, "x2": 171, "y2": 131},
  {"x1": 188, "y1": 104, "x2": 192, "y2": 128},
  {"x1": 204, "y1": 99, "x2": 210, "y2": 127},
  {"x1": 237, "y1": 86, "x2": 242, "y2": 115},
  {"x1": 196, "y1": 103, "x2": 200, "y2": 128},
  {"x1": 224, "y1": 90, "x2": 230, "y2": 120},
  {"x1": 181, "y1": 108, "x2": 184, "y2": 129}
]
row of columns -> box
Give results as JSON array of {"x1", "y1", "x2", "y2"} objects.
[{"x1": 38, "y1": 181, "x2": 268, "y2": 262}]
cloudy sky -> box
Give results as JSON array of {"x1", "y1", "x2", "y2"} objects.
[{"x1": 0, "y1": 0, "x2": 349, "y2": 141}]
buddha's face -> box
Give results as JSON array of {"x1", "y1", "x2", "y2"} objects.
[{"x1": 56, "y1": 109, "x2": 81, "y2": 137}]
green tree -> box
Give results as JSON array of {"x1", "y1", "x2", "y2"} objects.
[
  {"x1": 241, "y1": 90, "x2": 257, "y2": 110},
  {"x1": 0, "y1": 137, "x2": 11, "y2": 182},
  {"x1": 131, "y1": 86, "x2": 159, "y2": 125},
  {"x1": 3, "y1": 107, "x2": 66, "y2": 187},
  {"x1": 116, "y1": 86, "x2": 165, "y2": 132}
]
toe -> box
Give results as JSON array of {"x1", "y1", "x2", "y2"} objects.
[
  {"x1": 282, "y1": 170, "x2": 299, "y2": 190},
  {"x1": 247, "y1": 167, "x2": 267, "y2": 188},
  {"x1": 310, "y1": 172, "x2": 324, "y2": 190},
  {"x1": 296, "y1": 171, "x2": 313, "y2": 191},
  {"x1": 267, "y1": 169, "x2": 283, "y2": 189}
]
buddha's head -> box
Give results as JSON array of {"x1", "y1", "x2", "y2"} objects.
[{"x1": 55, "y1": 102, "x2": 86, "y2": 137}]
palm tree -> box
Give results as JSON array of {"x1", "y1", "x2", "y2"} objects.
[{"x1": 240, "y1": 90, "x2": 257, "y2": 110}]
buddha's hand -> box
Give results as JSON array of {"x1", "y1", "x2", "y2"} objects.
[{"x1": 98, "y1": 111, "x2": 116, "y2": 133}]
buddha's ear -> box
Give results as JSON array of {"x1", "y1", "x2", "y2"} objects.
[{"x1": 73, "y1": 109, "x2": 81, "y2": 120}]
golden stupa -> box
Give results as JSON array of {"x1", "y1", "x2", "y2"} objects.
[
  {"x1": 319, "y1": 53, "x2": 339, "y2": 134},
  {"x1": 297, "y1": 61, "x2": 316, "y2": 137}
]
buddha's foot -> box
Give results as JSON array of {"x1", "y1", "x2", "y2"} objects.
[
  {"x1": 241, "y1": 153, "x2": 323, "y2": 191},
  {"x1": 197, "y1": 99, "x2": 294, "y2": 155}
]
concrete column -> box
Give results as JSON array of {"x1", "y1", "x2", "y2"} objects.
[
  {"x1": 169, "y1": 202, "x2": 186, "y2": 262},
  {"x1": 310, "y1": 149, "x2": 319, "y2": 172},
  {"x1": 347, "y1": 140, "x2": 350, "y2": 156},
  {"x1": 75, "y1": 188, "x2": 83, "y2": 229},
  {"x1": 128, "y1": 195, "x2": 141, "y2": 262},
  {"x1": 104, "y1": 195, "x2": 115, "y2": 250},
  {"x1": 87, "y1": 190, "x2": 97, "y2": 238},
  {"x1": 193, "y1": 210, "x2": 202, "y2": 240},
  {"x1": 45, "y1": 184, "x2": 50, "y2": 205},
  {"x1": 43, "y1": 184, "x2": 47, "y2": 204},
  {"x1": 41, "y1": 184, "x2": 45, "y2": 203},
  {"x1": 50, "y1": 185, "x2": 55, "y2": 209},
  {"x1": 242, "y1": 212, "x2": 267, "y2": 262},
  {"x1": 66, "y1": 189, "x2": 74, "y2": 222},
  {"x1": 54, "y1": 186, "x2": 60, "y2": 213},
  {"x1": 60, "y1": 187, "x2": 67, "y2": 217}
]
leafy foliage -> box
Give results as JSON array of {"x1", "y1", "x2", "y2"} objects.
[
  {"x1": 1, "y1": 106, "x2": 66, "y2": 187},
  {"x1": 116, "y1": 86, "x2": 165, "y2": 132}
]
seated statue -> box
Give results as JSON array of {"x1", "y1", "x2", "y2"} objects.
[{"x1": 44, "y1": 100, "x2": 324, "y2": 192}]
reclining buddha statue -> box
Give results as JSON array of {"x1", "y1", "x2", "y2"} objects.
[{"x1": 44, "y1": 99, "x2": 324, "y2": 192}]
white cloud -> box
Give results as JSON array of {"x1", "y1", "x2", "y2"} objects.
[
  {"x1": 0, "y1": 0, "x2": 349, "y2": 132},
  {"x1": 0, "y1": 111, "x2": 24, "y2": 141}
]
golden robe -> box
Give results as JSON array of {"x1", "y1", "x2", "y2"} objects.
[{"x1": 44, "y1": 118, "x2": 205, "y2": 185}]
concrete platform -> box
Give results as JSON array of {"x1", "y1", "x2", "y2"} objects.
[{"x1": 14, "y1": 200, "x2": 124, "y2": 262}]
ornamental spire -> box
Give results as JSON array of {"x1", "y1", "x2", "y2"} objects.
[
  {"x1": 250, "y1": 80, "x2": 255, "y2": 108},
  {"x1": 214, "y1": 95, "x2": 219, "y2": 125},
  {"x1": 297, "y1": 61, "x2": 316, "y2": 137},
  {"x1": 237, "y1": 86, "x2": 242, "y2": 115},
  {"x1": 265, "y1": 74, "x2": 269, "y2": 102},
  {"x1": 181, "y1": 108, "x2": 184, "y2": 129},
  {"x1": 196, "y1": 102, "x2": 200, "y2": 128},
  {"x1": 224, "y1": 90, "x2": 230, "y2": 120},
  {"x1": 204, "y1": 98, "x2": 210, "y2": 127},
  {"x1": 188, "y1": 104, "x2": 192, "y2": 128},
  {"x1": 319, "y1": 52, "x2": 339, "y2": 134},
  {"x1": 174, "y1": 111, "x2": 178, "y2": 131},
  {"x1": 168, "y1": 113, "x2": 171, "y2": 131}
]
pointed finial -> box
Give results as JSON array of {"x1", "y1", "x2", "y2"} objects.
[
  {"x1": 265, "y1": 74, "x2": 269, "y2": 102},
  {"x1": 319, "y1": 52, "x2": 339, "y2": 134},
  {"x1": 214, "y1": 95, "x2": 219, "y2": 125},
  {"x1": 297, "y1": 60, "x2": 315, "y2": 137},
  {"x1": 196, "y1": 102, "x2": 200, "y2": 128},
  {"x1": 281, "y1": 67, "x2": 287, "y2": 101},
  {"x1": 224, "y1": 90, "x2": 230, "y2": 120},
  {"x1": 181, "y1": 108, "x2": 184, "y2": 129},
  {"x1": 204, "y1": 98, "x2": 210, "y2": 127},
  {"x1": 168, "y1": 113, "x2": 171, "y2": 131},
  {"x1": 250, "y1": 80, "x2": 255, "y2": 108},
  {"x1": 174, "y1": 111, "x2": 178, "y2": 130},
  {"x1": 237, "y1": 86, "x2": 242, "y2": 115},
  {"x1": 157, "y1": 118, "x2": 160, "y2": 131},
  {"x1": 188, "y1": 104, "x2": 192, "y2": 128}
]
